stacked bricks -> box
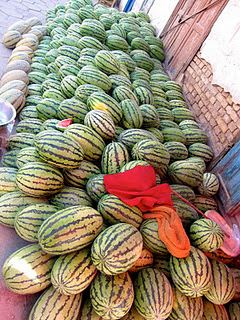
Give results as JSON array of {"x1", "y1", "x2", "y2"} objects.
[{"x1": 181, "y1": 51, "x2": 240, "y2": 163}]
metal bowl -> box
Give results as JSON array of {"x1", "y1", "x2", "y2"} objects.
[{"x1": 0, "y1": 98, "x2": 16, "y2": 127}]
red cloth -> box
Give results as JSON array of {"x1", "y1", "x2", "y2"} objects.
[{"x1": 104, "y1": 165, "x2": 173, "y2": 212}]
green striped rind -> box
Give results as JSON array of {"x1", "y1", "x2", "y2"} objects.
[
  {"x1": 41, "y1": 119, "x2": 59, "y2": 131},
  {"x1": 146, "y1": 128, "x2": 164, "y2": 143},
  {"x1": 28, "y1": 71, "x2": 46, "y2": 85},
  {"x1": 7, "y1": 132, "x2": 35, "y2": 150},
  {"x1": 57, "y1": 45, "x2": 81, "y2": 61},
  {"x1": 14, "y1": 204, "x2": 59, "y2": 242},
  {"x1": 162, "y1": 127, "x2": 186, "y2": 144},
  {"x1": 134, "y1": 268, "x2": 173, "y2": 320},
  {"x1": 36, "y1": 98, "x2": 61, "y2": 121},
  {"x1": 19, "y1": 105, "x2": 38, "y2": 120},
  {"x1": 164, "y1": 141, "x2": 188, "y2": 160},
  {"x1": 77, "y1": 55, "x2": 95, "y2": 68},
  {"x1": 163, "y1": 81, "x2": 183, "y2": 93},
  {"x1": 28, "y1": 286, "x2": 82, "y2": 320},
  {"x1": 30, "y1": 62, "x2": 47, "y2": 74},
  {"x1": 168, "y1": 160, "x2": 203, "y2": 187},
  {"x1": 152, "y1": 256, "x2": 171, "y2": 279},
  {"x1": 0, "y1": 167, "x2": 18, "y2": 196},
  {"x1": 168, "y1": 286, "x2": 203, "y2": 320},
  {"x1": 109, "y1": 74, "x2": 132, "y2": 90},
  {"x1": 170, "y1": 184, "x2": 196, "y2": 202},
  {"x1": 156, "y1": 107, "x2": 174, "y2": 120},
  {"x1": 172, "y1": 107, "x2": 195, "y2": 123},
  {"x1": 65, "y1": 124, "x2": 105, "y2": 161},
  {"x1": 16, "y1": 118, "x2": 43, "y2": 134},
  {"x1": 55, "y1": 55, "x2": 78, "y2": 71},
  {"x1": 0, "y1": 150, "x2": 19, "y2": 168},
  {"x1": 185, "y1": 156, "x2": 206, "y2": 173},
  {"x1": 101, "y1": 142, "x2": 130, "y2": 174},
  {"x1": 87, "y1": 91, "x2": 123, "y2": 124},
  {"x1": 202, "y1": 298, "x2": 229, "y2": 320},
  {"x1": 134, "y1": 86, "x2": 154, "y2": 105},
  {"x1": 2, "y1": 243, "x2": 56, "y2": 294},
  {"x1": 34, "y1": 130, "x2": 84, "y2": 169},
  {"x1": 57, "y1": 98, "x2": 88, "y2": 123},
  {"x1": 198, "y1": 172, "x2": 220, "y2": 196},
  {"x1": 78, "y1": 36, "x2": 104, "y2": 51},
  {"x1": 139, "y1": 219, "x2": 169, "y2": 257},
  {"x1": 153, "y1": 96, "x2": 170, "y2": 109},
  {"x1": 106, "y1": 34, "x2": 129, "y2": 52},
  {"x1": 149, "y1": 45, "x2": 165, "y2": 61},
  {"x1": 90, "y1": 272, "x2": 134, "y2": 319},
  {"x1": 84, "y1": 110, "x2": 116, "y2": 140},
  {"x1": 139, "y1": 103, "x2": 159, "y2": 128},
  {"x1": 58, "y1": 64, "x2": 80, "y2": 79},
  {"x1": 91, "y1": 223, "x2": 143, "y2": 275},
  {"x1": 170, "y1": 246, "x2": 213, "y2": 297},
  {"x1": 16, "y1": 162, "x2": 64, "y2": 197},
  {"x1": 25, "y1": 95, "x2": 42, "y2": 107},
  {"x1": 131, "y1": 53, "x2": 154, "y2": 72},
  {"x1": 51, "y1": 246, "x2": 97, "y2": 295},
  {"x1": 27, "y1": 84, "x2": 42, "y2": 96},
  {"x1": 0, "y1": 191, "x2": 48, "y2": 228},
  {"x1": 63, "y1": 160, "x2": 100, "y2": 188},
  {"x1": 49, "y1": 186, "x2": 93, "y2": 209},
  {"x1": 193, "y1": 195, "x2": 218, "y2": 212},
  {"x1": 189, "y1": 218, "x2": 224, "y2": 252},
  {"x1": 118, "y1": 128, "x2": 158, "y2": 150},
  {"x1": 79, "y1": 21, "x2": 106, "y2": 43},
  {"x1": 97, "y1": 194, "x2": 143, "y2": 228},
  {"x1": 166, "y1": 89, "x2": 185, "y2": 101},
  {"x1": 205, "y1": 259, "x2": 235, "y2": 304},
  {"x1": 42, "y1": 88, "x2": 66, "y2": 102},
  {"x1": 41, "y1": 79, "x2": 61, "y2": 93},
  {"x1": 86, "y1": 174, "x2": 107, "y2": 203},
  {"x1": 38, "y1": 206, "x2": 103, "y2": 255},
  {"x1": 94, "y1": 50, "x2": 120, "y2": 75},
  {"x1": 182, "y1": 128, "x2": 208, "y2": 146},
  {"x1": 172, "y1": 199, "x2": 199, "y2": 230},
  {"x1": 112, "y1": 85, "x2": 139, "y2": 104},
  {"x1": 188, "y1": 143, "x2": 214, "y2": 162},
  {"x1": 75, "y1": 84, "x2": 104, "y2": 104},
  {"x1": 120, "y1": 99, "x2": 143, "y2": 129},
  {"x1": 60, "y1": 75, "x2": 80, "y2": 98},
  {"x1": 77, "y1": 65, "x2": 112, "y2": 92},
  {"x1": 159, "y1": 120, "x2": 180, "y2": 130},
  {"x1": 132, "y1": 139, "x2": 170, "y2": 178},
  {"x1": 131, "y1": 37, "x2": 150, "y2": 53},
  {"x1": 228, "y1": 302, "x2": 240, "y2": 320},
  {"x1": 116, "y1": 54, "x2": 137, "y2": 73},
  {"x1": 179, "y1": 119, "x2": 200, "y2": 129},
  {"x1": 120, "y1": 160, "x2": 150, "y2": 172}
]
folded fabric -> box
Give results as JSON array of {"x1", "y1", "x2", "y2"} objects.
[
  {"x1": 104, "y1": 165, "x2": 173, "y2": 212},
  {"x1": 143, "y1": 206, "x2": 191, "y2": 258}
]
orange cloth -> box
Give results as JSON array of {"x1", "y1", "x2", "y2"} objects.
[{"x1": 143, "y1": 206, "x2": 191, "y2": 258}]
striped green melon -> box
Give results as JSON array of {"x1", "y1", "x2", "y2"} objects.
[
  {"x1": 163, "y1": 81, "x2": 183, "y2": 93},
  {"x1": 121, "y1": 99, "x2": 143, "y2": 129},
  {"x1": 112, "y1": 85, "x2": 139, "y2": 105},
  {"x1": 111, "y1": 21, "x2": 127, "y2": 37},
  {"x1": 149, "y1": 44, "x2": 165, "y2": 61},
  {"x1": 109, "y1": 74, "x2": 132, "y2": 90},
  {"x1": 182, "y1": 128, "x2": 208, "y2": 146},
  {"x1": 30, "y1": 62, "x2": 47, "y2": 74},
  {"x1": 115, "y1": 53, "x2": 137, "y2": 73},
  {"x1": 164, "y1": 141, "x2": 188, "y2": 160},
  {"x1": 188, "y1": 143, "x2": 214, "y2": 162},
  {"x1": 40, "y1": 119, "x2": 59, "y2": 131},
  {"x1": 0, "y1": 150, "x2": 19, "y2": 168},
  {"x1": 84, "y1": 109, "x2": 116, "y2": 140},
  {"x1": 42, "y1": 88, "x2": 66, "y2": 102},
  {"x1": 132, "y1": 79, "x2": 152, "y2": 91},
  {"x1": 14, "y1": 204, "x2": 59, "y2": 242},
  {"x1": 79, "y1": 20, "x2": 106, "y2": 43},
  {"x1": 78, "y1": 297, "x2": 107, "y2": 320},
  {"x1": 139, "y1": 219, "x2": 169, "y2": 257},
  {"x1": 168, "y1": 285, "x2": 204, "y2": 320},
  {"x1": 58, "y1": 63, "x2": 80, "y2": 79},
  {"x1": 146, "y1": 128, "x2": 164, "y2": 143},
  {"x1": 34, "y1": 129, "x2": 84, "y2": 169},
  {"x1": 198, "y1": 172, "x2": 220, "y2": 196},
  {"x1": 49, "y1": 186, "x2": 93, "y2": 209},
  {"x1": 172, "y1": 107, "x2": 195, "y2": 123},
  {"x1": 134, "y1": 268, "x2": 173, "y2": 320},
  {"x1": 194, "y1": 195, "x2": 218, "y2": 212},
  {"x1": 170, "y1": 246, "x2": 213, "y2": 297},
  {"x1": 86, "y1": 174, "x2": 107, "y2": 203},
  {"x1": 63, "y1": 160, "x2": 101, "y2": 188},
  {"x1": 106, "y1": 34, "x2": 129, "y2": 52},
  {"x1": 190, "y1": 218, "x2": 224, "y2": 252},
  {"x1": 159, "y1": 120, "x2": 179, "y2": 130},
  {"x1": 97, "y1": 194, "x2": 143, "y2": 228},
  {"x1": 75, "y1": 83, "x2": 104, "y2": 104},
  {"x1": 16, "y1": 162, "x2": 64, "y2": 197},
  {"x1": 205, "y1": 259, "x2": 235, "y2": 304},
  {"x1": 120, "y1": 161, "x2": 150, "y2": 173},
  {"x1": 0, "y1": 167, "x2": 18, "y2": 196},
  {"x1": 57, "y1": 44, "x2": 81, "y2": 61},
  {"x1": 166, "y1": 89, "x2": 185, "y2": 101},
  {"x1": 118, "y1": 128, "x2": 158, "y2": 150},
  {"x1": 7, "y1": 132, "x2": 35, "y2": 150},
  {"x1": 41, "y1": 78, "x2": 61, "y2": 93},
  {"x1": 0, "y1": 191, "x2": 48, "y2": 228},
  {"x1": 130, "y1": 68, "x2": 150, "y2": 82},
  {"x1": 151, "y1": 72, "x2": 170, "y2": 82},
  {"x1": 2, "y1": 243, "x2": 56, "y2": 294},
  {"x1": 153, "y1": 96, "x2": 170, "y2": 109},
  {"x1": 18, "y1": 105, "x2": 37, "y2": 120},
  {"x1": 60, "y1": 75, "x2": 79, "y2": 98},
  {"x1": 28, "y1": 286, "x2": 82, "y2": 320},
  {"x1": 156, "y1": 106, "x2": 174, "y2": 120},
  {"x1": 25, "y1": 95, "x2": 42, "y2": 106},
  {"x1": 38, "y1": 206, "x2": 103, "y2": 255},
  {"x1": 131, "y1": 37, "x2": 150, "y2": 52},
  {"x1": 57, "y1": 98, "x2": 88, "y2": 123},
  {"x1": 152, "y1": 256, "x2": 171, "y2": 279},
  {"x1": 78, "y1": 7, "x2": 97, "y2": 20},
  {"x1": 91, "y1": 223, "x2": 143, "y2": 275},
  {"x1": 168, "y1": 160, "x2": 203, "y2": 187},
  {"x1": 16, "y1": 118, "x2": 43, "y2": 134},
  {"x1": 139, "y1": 103, "x2": 160, "y2": 128},
  {"x1": 162, "y1": 127, "x2": 186, "y2": 144},
  {"x1": 131, "y1": 52, "x2": 154, "y2": 72},
  {"x1": 77, "y1": 65, "x2": 112, "y2": 92},
  {"x1": 90, "y1": 272, "x2": 134, "y2": 319},
  {"x1": 28, "y1": 71, "x2": 46, "y2": 85},
  {"x1": 28, "y1": 83, "x2": 42, "y2": 96},
  {"x1": 36, "y1": 98, "x2": 61, "y2": 121},
  {"x1": 101, "y1": 141, "x2": 130, "y2": 174},
  {"x1": 172, "y1": 199, "x2": 199, "y2": 230},
  {"x1": 65, "y1": 124, "x2": 105, "y2": 161},
  {"x1": 51, "y1": 246, "x2": 97, "y2": 295},
  {"x1": 202, "y1": 298, "x2": 229, "y2": 320},
  {"x1": 179, "y1": 119, "x2": 200, "y2": 129},
  {"x1": 87, "y1": 91, "x2": 122, "y2": 124},
  {"x1": 228, "y1": 302, "x2": 240, "y2": 320},
  {"x1": 132, "y1": 139, "x2": 170, "y2": 178},
  {"x1": 170, "y1": 184, "x2": 196, "y2": 202},
  {"x1": 78, "y1": 36, "x2": 104, "y2": 51},
  {"x1": 94, "y1": 50, "x2": 120, "y2": 75},
  {"x1": 55, "y1": 55, "x2": 78, "y2": 71},
  {"x1": 77, "y1": 55, "x2": 95, "y2": 68}
]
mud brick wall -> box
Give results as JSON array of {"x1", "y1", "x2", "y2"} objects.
[{"x1": 181, "y1": 51, "x2": 240, "y2": 164}]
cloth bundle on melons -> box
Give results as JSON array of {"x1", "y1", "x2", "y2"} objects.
[{"x1": 0, "y1": 0, "x2": 240, "y2": 319}]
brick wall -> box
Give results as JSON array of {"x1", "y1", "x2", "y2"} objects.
[{"x1": 181, "y1": 51, "x2": 240, "y2": 163}]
